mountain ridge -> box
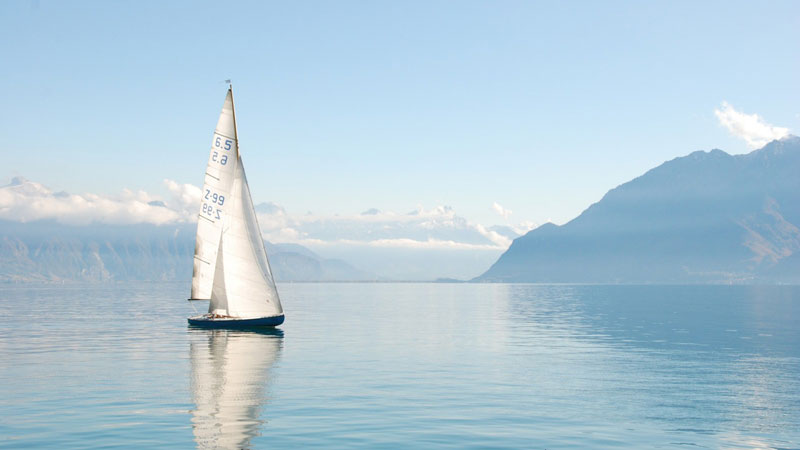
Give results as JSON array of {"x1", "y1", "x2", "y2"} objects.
[{"x1": 475, "y1": 136, "x2": 800, "y2": 283}]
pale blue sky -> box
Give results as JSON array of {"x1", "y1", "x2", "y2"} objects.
[{"x1": 2, "y1": 0, "x2": 798, "y2": 226}]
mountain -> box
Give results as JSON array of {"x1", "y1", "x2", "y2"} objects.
[
  {"x1": 0, "y1": 221, "x2": 374, "y2": 283},
  {"x1": 476, "y1": 137, "x2": 800, "y2": 283},
  {"x1": 264, "y1": 242, "x2": 376, "y2": 281}
]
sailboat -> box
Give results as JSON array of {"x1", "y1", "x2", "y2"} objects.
[{"x1": 188, "y1": 86, "x2": 285, "y2": 327}]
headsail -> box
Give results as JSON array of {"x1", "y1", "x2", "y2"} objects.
[
  {"x1": 191, "y1": 88, "x2": 283, "y2": 320},
  {"x1": 217, "y1": 156, "x2": 283, "y2": 318}
]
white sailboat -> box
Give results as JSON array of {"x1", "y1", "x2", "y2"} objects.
[{"x1": 188, "y1": 86, "x2": 284, "y2": 327}]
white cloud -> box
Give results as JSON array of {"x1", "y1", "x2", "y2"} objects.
[
  {"x1": 0, "y1": 177, "x2": 181, "y2": 225},
  {"x1": 294, "y1": 237, "x2": 503, "y2": 251},
  {"x1": 255, "y1": 202, "x2": 513, "y2": 250},
  {"x1": 474, "y1": 223, "x2": 512, "y2": 247},
  {"x1": 492, "y1": 202, "x2": 512, "y2": 220},
  {"x1": 510, "y1": 220, "x2": 537, "y2": 236},
  {"x1": 163, "y1": 179, "x2": 202, "y2": 218},
  {"x1": 0, "y1": 177, "x2": 202, "y2": 226},
  {"x1": 714, "y1": 101, "x2": 790, "y2": 149},
  {"x1": 1, "y1": 176, "x2": 524, "y2": 251}
]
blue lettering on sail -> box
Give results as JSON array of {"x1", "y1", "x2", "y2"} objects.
[{"x1": 204, "y1": 190, "x2": 225, "y2": 205}]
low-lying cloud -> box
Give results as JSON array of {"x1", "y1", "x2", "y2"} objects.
[
  {"x1": 255, "y1": 204, "x2": 516, "y2": 250},
  {"x1": 1, "y1": 177, "x2": 532, "y2": 251},
  {"x1": 714, "y1": 101, "x2": 790, "y2": 149},
  {"x1": 0, "y1": 177, "x2": 189, "y2": 226}
]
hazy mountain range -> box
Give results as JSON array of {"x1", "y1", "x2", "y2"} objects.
[
  {"x1": 3, "y1": 137, "x2": 798, "y2": 284},
  {"x1": 476, "y1": 137, "x2": 800, "y2": 283},
  {"x1": 0, "y1": 221, "x2": 374, "y2": 283}
]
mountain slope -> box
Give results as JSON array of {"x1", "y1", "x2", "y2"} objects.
[{"x1": 476, "y1": 137, "x2": 800, "y2": 283}]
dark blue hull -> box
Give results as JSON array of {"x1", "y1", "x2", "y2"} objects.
[{"x1": 188, "y1": 314, "x2": 284, "y2": 328}]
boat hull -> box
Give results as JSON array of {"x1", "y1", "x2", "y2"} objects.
[{"x1": 188, "y1": 314, "x2": 285, "y2": 328}]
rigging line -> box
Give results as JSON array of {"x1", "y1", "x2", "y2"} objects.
[
  {"x1": 198, "y1": 214, "x2": 215, "y2": 223},
  {"x1": 193, "y1": 255, "x2": 212, "y2": 265}
]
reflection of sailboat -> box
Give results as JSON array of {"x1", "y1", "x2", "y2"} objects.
[
  {"x1": 190, "y1": 329, "x2": 283, "y2": 449},
  {"x1": 188, "y1": 86, "x2": 284, "y2": 327}
]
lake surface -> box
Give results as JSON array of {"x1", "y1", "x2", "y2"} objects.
[{"x1": 1, "y1": 283, "x2": 799, "y2": 449}]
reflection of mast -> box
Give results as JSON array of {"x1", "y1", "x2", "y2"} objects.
[{"x1": 190, "y1": 329, "x2": 283, "y2": 449}]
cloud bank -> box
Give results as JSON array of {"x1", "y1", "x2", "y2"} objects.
[
  {"x1": 714, "y1": 101, "x2": 790, "y2": 149},
  {"x1": 0, "y1": 177, "x2": 193, "y2": 226},
  {"x1": 254, "y1": 203, "x2": 517, "y2": 250},
  {"x1": 1, "y1": 177, "x2": 534, "y2": 253}
]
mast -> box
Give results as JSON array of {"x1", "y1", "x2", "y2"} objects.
[{"x1": 229, "y1": 83, "x2": 238, "y2": 143}]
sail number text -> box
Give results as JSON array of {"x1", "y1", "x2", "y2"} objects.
[
  {"x1": 211, "y1": 151, "x2": 228, "y2": 165},
  {"x1": 210, "y1": 135, "x2": 233, "y2": 166},
  {"x1": 202, "y1": 203, "x2": 222, "y2": 220},
  {"x1": 204, "y1": 189, "x2": 225, "y2": 206},
  {"x1": 214, "y1": 136, "x2": 233, "y2": 150}
]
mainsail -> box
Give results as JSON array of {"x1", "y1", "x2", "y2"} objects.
[{"x1": 190, "y1": 88, "x2": 283, "y2": 319}]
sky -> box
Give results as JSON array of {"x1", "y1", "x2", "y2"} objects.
[{"x1": 1, "y1": 1, "x2": 798, "y2": 250}]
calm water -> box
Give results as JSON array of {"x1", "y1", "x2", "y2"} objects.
[{"x1": 1, "y1": 283, "x2": 799, "y2": 449}]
